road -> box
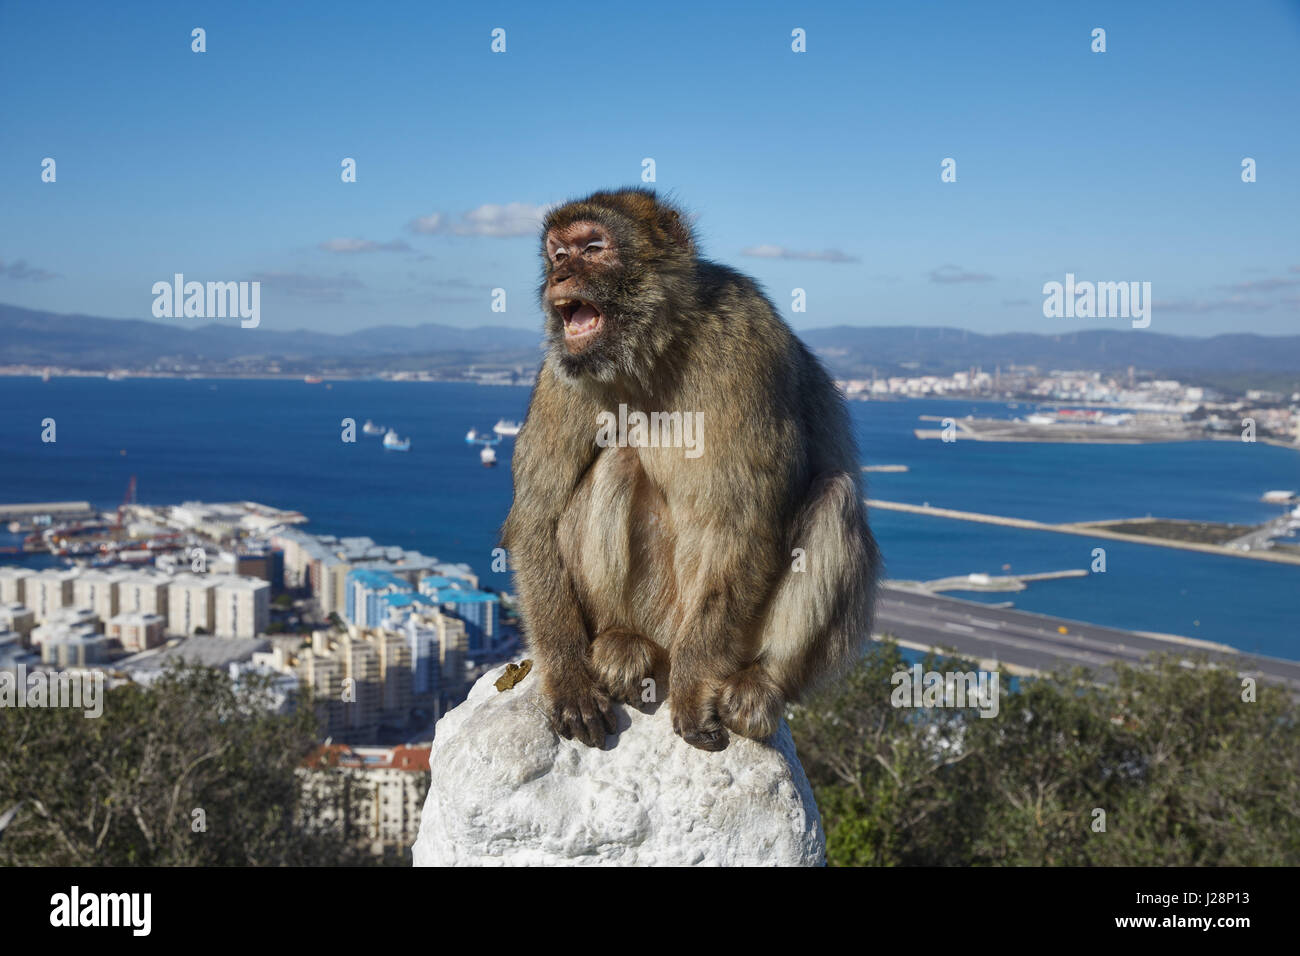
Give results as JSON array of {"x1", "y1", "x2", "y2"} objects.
[{"x1": 875, "y1": 585, "x2": 1300, "y2": 693}]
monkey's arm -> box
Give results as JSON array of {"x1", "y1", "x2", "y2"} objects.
[{"x1": 501, "y1": 367, "x2": 614, "y2": 747}]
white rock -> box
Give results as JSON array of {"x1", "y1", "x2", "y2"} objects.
[{"x1": 412, "y1": 662, "x2": 825, "y2": 866}]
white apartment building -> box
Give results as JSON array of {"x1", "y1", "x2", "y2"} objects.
[
  {"x1": 167, "y1": 573, "x2": 217, "y2": 636},
  {"x1": 73, "y1": 568, "x2": 129, "y2": 623},
  {"x1": 212, "y1": 575, "x2": 270, "y2": 639},
  {"x1": 29, "y1": 568, "x2": 79, "y2": 623},
  {"x1": 0, "y1": 603, "x2": 36, "y2": 645},
  {"x1": 30, "y1": 607, "x2": 100, "y2": 647},
  {"x1": 107, "y1": 611, "x2": 166, "y2": 653},
  {"x1": 117, "y1": 569, "x2": 171, "y2": 618},
  {"x1": 298, "y1": 744, "x2": 431, "y2": 859},
  {"x1": 0, "y1": 566, "x2": 36, "y2": 605}
]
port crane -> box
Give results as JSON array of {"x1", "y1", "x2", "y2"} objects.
[{"x1": 116, "y1": 475, "x2": 137, "y2": 529}]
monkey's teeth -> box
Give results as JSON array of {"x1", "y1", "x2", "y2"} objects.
[{"x1": 566, "y1": 303, "x2": 601, "y2": 334}]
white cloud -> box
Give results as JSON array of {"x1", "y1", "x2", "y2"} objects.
[
  {"x1": 929, "y1": 264, "x2": 994, "y2": 284},
  {"x1": 408, "y1": 213, "x2": 445, "y2": 235},
  {"x1": 319, "y1": 238, "x2": 412, "y2": 254},
  {"x1": 741, "y1": 245, "x2": 859, "y2": 263},
  {"x1": 408, "y1": 203, "x2": 548, "y2": 238},
  {"x1": 0, "y1": 258, "x2": 59, "y2": 281}
]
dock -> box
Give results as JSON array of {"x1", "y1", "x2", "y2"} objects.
[{"x1": 0, "y1": 501, "x2": 95, "y2": 522}]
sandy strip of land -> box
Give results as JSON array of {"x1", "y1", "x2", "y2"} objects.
[{"x1": 865, "y1": 499, "x2": 1300, "y2": 567}]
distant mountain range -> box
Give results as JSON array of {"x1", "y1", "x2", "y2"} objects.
[
  {"x1": 3, "y1": 304, "x2": 1299, "y2": 387},
  {"x1": 798, "y1": 325, "x2": 1300, "y2": 376},
  {"x1": 0, "y1": 303, "x2": 543, "y2": 366}
]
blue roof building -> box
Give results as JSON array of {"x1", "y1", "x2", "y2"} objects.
[
  {"x1": 345, "y1": 568, "x2": 413, "y2": 628},
  {"x1": 419, "y1": 575, "x2": 466, "y2": 595},
  {"x1": 433, "y1": 588, "x2": 499, "y2": 654}
]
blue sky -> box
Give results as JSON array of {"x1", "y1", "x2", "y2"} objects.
[{"x1": 2, "y1": 0, "x2": 1298, "y2": 336}]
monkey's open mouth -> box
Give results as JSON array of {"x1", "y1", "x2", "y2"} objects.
[{"x1": 555, "y1": 298, "x2": 604, "y2": 349}]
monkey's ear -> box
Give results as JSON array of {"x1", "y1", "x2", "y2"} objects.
[{"x1": 662, "y1": 208, "x2": 694, "y2": 253}]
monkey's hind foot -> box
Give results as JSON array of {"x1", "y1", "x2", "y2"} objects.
[
  {"x1": 669, "y1": 680, "x2": 730, "y2": 752},
  {"x1": 717, "y1": 666, "x2": 785, "y2": 740},
  {"x1": 590, "y1": 628, "x2": 666, "y2": 707},
  {"x1": 546, "y1": 678, "x2": 617, "y2": 749}
]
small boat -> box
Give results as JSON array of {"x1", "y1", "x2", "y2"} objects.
[
  {"x1": 363, "y1": 420, "x2": 385, "y2": 435},
  {"x1": 480, "y1": 445, "x2": 497, "y2": 467},
  {"x1": 41, "y1": 369, "x2": 51, "y2": 382},
  {"x1": 304, "y1": 375, "x2": 323, "y2": 384},
  {"x1": 383, "y1": 429, "x2": 411, "y2": 451},
  {"x1": 493, "y1": 419, "x2": 521, "y2": 437},
  {"x1": 466, "y1": 428, "x2": 481, "y2": 443}
]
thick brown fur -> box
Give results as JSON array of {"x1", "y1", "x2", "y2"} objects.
[{"x1": 501, "y1": 187, "x2": 880, "y2": 751}]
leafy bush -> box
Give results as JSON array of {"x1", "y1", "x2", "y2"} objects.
[
  {"x1": 790, "y1": 641, "x2": 1299, "y2": 866},
  {"x1": 0, "y1": 662, "x2": 373, "y2": 866}
]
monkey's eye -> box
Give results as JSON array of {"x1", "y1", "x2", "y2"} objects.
[
  {"x1": 552, "y1": 250, "x2": 568, "y2": 263},
  {"x1": 583, "y1": 240, "x2": 606, "y2": 253}
]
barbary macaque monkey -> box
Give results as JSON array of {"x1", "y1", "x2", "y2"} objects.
[{"x1": 502, "y1": 188, "x2": 879, "y2": 751}]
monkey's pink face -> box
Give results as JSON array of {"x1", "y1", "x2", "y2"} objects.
[{"x1": 545, "y1": 221, "x2": 617, "y2": 354}]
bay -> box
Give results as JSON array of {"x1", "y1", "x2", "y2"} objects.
[{"x1": 0, "y1": 378, "x2": 1295, "y2": 659}]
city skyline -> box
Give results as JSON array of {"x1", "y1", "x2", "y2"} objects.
[{"x1": 1, "y1": 0, "x2": 1298, "y2": 336}]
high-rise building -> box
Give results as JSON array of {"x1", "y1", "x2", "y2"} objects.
[
  {"x1": 167, "y1": 573, "x2": 217, "y2": 636},
  {"x1": 29, "y1": 568, "x2": 78, "y2": 623},
  {"x1": 432, "y1": 588, "x2": 500, "y2": 654},
  {"x1": 107, "y1": 611, "x2": 166, "y2": 653},
  {"x1": 345, "y1": 569, "x2": 412, "y2": 628},
  {"x1": 436, "y1": 613, "x2": 469, "y2": 714},
  {"x1": 0, "y1": 567, "x2": 36, "y2": 605},
  {"x1": 374, "y1": 629, "x2": 413, "y2": 721},
  {"x1": 117, "y1": 568, "x2": 171, "y2": 619},
  {"x1": 212, "y1": 575, "x2": 270, "y2": 638},
  {"x1": 0, "y1": 603, "x2": 36, "y2": 646},
  {"x1": 73, "y1": 569, "x2": 129, "y2": 623},
  {"x1": 297, "y1": 632, "x2": 381, "y2": 742},
  {"x1": 30, "y1": 607, "x2": 100, "y2": 648}
]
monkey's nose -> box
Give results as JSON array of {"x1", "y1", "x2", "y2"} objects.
[{"x1": 551, "y1": 270, "x2": 573, "y2": 285}]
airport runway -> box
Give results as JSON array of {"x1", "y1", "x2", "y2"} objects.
[{"x1": 875, "y1": 585, "x2": 1300, "y2": 693}]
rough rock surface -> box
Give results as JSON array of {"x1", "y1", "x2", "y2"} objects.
[{"x1": 412, "y1": 663, "x2": 825, "y2": 866}]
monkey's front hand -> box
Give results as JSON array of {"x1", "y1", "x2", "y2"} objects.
[{"x1": 545, "y1": 674, "x2": 617, "y2": 748}]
